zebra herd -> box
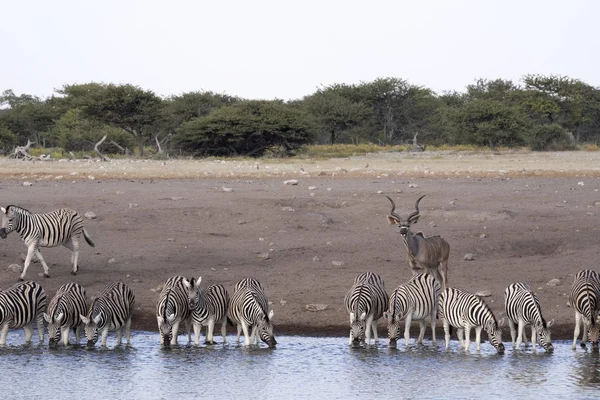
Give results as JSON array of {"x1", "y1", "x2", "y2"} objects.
[
  {"x1": 0, "y1": 201, "x2": 599, "y2": 353},
  {"x1": 341, "y1": 195, "x2": 600, "y2": 353}
]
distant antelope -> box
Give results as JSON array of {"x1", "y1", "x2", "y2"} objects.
[{"x1": 386, "y1": 195, "x2": 450, "y2": 290}]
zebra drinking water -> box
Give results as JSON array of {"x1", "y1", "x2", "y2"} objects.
[
  {"x1": 568, "y1": 269, "x2": 600, "y2": 350},
  {"x1": 344, "y1": 272, "x2": 388, "y2": 346},
  {"x1": 80, "y1": 282, "x2": 134, "y2": 347},
  {"x1": 504, "y1": 282, "x2": 554, "y2": 352},
  {"x1": 228, "y1": 278, "x2": 276, "y2": 347},
  {"x1": 183, "y1": 276, "x2": 230, "y2": 345},
  {"x1": 156, "y1": 276, "x2": 192, "y2": 346},
  {"x1": 0, "y1": 205, "x2": 95, "y2": 280},
  {"x1": 438, "y1": 287, "x2": 505, "y2": 353},
  {"x1": 384, "y1": 272, "x2": 441, "y2": 348},
  {"x1": 44, "y1": 282, "x2": 88, "y2": 346},
  {"x1": 0, "y1": 281, "x2": 47, "y2": 345}
]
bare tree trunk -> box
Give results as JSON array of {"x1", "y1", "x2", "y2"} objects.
[
  {"x1": 10, "y1": 139, "x2": 35, "y2": 160},
  {"x1": 69, "y1": 151, "x2": 76, "y2": 160},
  {"x1": 94, "y1": 135, "x2": 111, "y2": 161},
  {"x1": 109, "y1": 140, "x2": 126, "y2": 154}
]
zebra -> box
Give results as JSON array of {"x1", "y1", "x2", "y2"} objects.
[
  {"x1": 344, "y1": 272, "x2": 388, "y2": 346},
  {"x1": 0, "y1": 205, "x2": 95, "y2": 281},
  {"x1": 0, "y1": 281, "x2": 47, "y2": 345},
  {"x1": 44, "y1": 282, "x2": 88, "y2": 346},
  {"x1": 504, "y1": 282, "x2": 554, "y2": 352},
  {"x1": 80, "y1": 282, "x2": 134, "y2": 347},
  {"x1": 438, "y1": 287, "x2": 505, "y2": 353},
  {"x1": 183, "y1": 276, "x2": 230, "y2": 345},
  {"x1": 228, "y1": 278, "x2": 276, "y2": 347},
  {"x1": 156, "y1": 275, "x2": 192, "y2": 346},
  {"x1": 384, "y1": 272, "x2": 441, "y2": 348},
  {"x1": 568, "y1": 269, "x2": 600, "y2": 350}
]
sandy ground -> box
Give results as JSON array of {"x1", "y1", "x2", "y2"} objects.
[{"x1": 0, "y1": 150, "x2": 599, "y2": 341}]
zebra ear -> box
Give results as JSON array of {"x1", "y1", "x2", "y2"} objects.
[
  {"x1": 386, "y1": 216, "x2": 399, "y2": 225},
  {"x1": 268, "y1": 309, "x2": 274, "y2": 320},
  {"x1": 383, "y1": 312, "x2": 390, "y2": 320},
  {"x1": 80, "y1": 315, "x2": 90, "y2": 325},
  {"x1": 183, "y1": 279, "x2": 192, "y2": 290},
  {"x1": 196, "y1": 276, "x2": 202, "y2": 286},
  {"x1": 359, "y1": 312, "x2": 367, "y2": 321},
  {"x1": 56, "y1": 313, "x2": 64, "y2": 323},
  {"x1": 43, "y1": 313, "x2": 51, "y2": 323},
  {"x1": 497, "y1": 318, "x2": 505, "y2": 327},
  {"x1": 167, "y1": 313, "x2": 176, "y2": 323},
  {"x1": 546, "y1": 319, "x2": 554, "y2": 328},
  {"x1": 93, "y1": 313, "x2": 102, "y2": 325}
]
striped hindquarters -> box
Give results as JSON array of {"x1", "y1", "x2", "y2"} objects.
[
  {"x1": 569, "y1": 270, "x2": 600, "y2": 322},
  {"x1": 0, "y1": 281, "x2": 47, "y2": 329},
  {"x1": 45, "y1": 283, "x2": 87, "y2": 344},
  {"x1": 156, "y1": 276, "x2": 192, "y2": 343},
  {"x1": 83, "y1": 282, "x2": 134, "y2": 345},
  {"x1": 389, "y1": 273, "x2": 440, "y2": 321},
  {"x1": 345, "y1": 272, "x2": 388, "y2": 342}
]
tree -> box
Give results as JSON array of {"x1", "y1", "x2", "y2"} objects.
[
  {"x1": 59, "y1": 83, "x2": 163, "y2": 156},
  {"x1": 0, "y1": 121, "x2": 18, "y2": 153},
  {"x1": 174, "y1": 100, "x2": 315, "y2": 157}
]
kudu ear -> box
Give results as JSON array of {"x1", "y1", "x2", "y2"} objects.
[
  {"x1": 387, "y1": 215, "x2": 399, "y2": 225},
  {"x1": 408, "y1": 215, "x2": 421, "y2": 225}
]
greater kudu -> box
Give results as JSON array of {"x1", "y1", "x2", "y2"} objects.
[{"x1": 386, "y1": 195, "x2": 450, "y2": 290}]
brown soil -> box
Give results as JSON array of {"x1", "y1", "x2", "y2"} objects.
[{"x1": 1, "y1": 152, "x2": 599, "y2": 341}]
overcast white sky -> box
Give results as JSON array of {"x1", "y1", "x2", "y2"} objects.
[{"x1": 1, "y1": 0, "x2": 598, "y2": 100}]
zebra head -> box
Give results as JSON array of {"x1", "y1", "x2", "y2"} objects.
[
  {"x1": 257, "y1": 309, "x2": 277, "y2": 347},
  {"x1": 587, "y1": 315, "x2": 599, "y2": 350},
  {"x1": 484, "y1": 318, "x2": 505, "y2": 354},
  {"x1": 383, "y1": 311, "x2": 401, "y2": 348},
  {"x1": 80, "y1": 312, "x2": 102, "y2": 347},
  {"x1": 534, "y1": 319, "x2": 555, "y2": 352},
  {"x1": 350, "y1": 311, "x2": 367, "y2": 346},
  {"x1": 386, "y1": 195, "x2": 425, "y2": 236},
  {"x1": 157, "y1": 314, "x2": 177, "y2": 345},
  {"x1": 44, "y1": 312, "x2": 65, "y2": 346},
  {"x1": 0, "y1": 206, "x2": 16, "y2": 239},
  {"x1": 184, "y1": 276, "x2": 202, "y2": 310}
]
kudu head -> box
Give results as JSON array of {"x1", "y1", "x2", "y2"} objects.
[{"x1": 386, "y1": 195, "x2": 426, "y2": 236}]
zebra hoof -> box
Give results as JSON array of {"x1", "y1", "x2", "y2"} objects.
[
  {"x1": 71, "y1": 271, "x2": 77, "y2": 276},
  {"x1": 580, "y1": 342, "x2": 587, "y2": 348},
  {"x1": 44, "y1": 274, "x2": 50, "y2": 279},
  {"x1": 18, "y1": 278, "x2": 24, "y2": 282}
]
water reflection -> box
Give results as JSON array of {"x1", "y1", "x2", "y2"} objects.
[{"x1": 1, "y1": 332, "x2": 600, "y2": 399}]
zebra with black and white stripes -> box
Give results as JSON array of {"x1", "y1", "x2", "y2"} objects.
[
  {"x1": 344, "y1": 272, "x2": 388, "y2": 346},
  {"x1": 0, "y1": 281, "x2": 46, "y2": 345},
  {"x1": 438, "y1": 287, "x2": 505, "y2": 353},
  {"x1": 228, "y1": 278, "x2": 276, "y2": 347},
  {"x1": 384, "y1": 273, "x2": 441, "y2": 348},
  {"x1": 0, "y1": 205, "x2": 95, "y2": 280},
  {"x1": 80, "y1": 282, "x2": 134, "y2": 347},
  {"x1": 183, "y1": 276, "x2": 230, "y2": 345},
  {"x1": 504, "y1": 282, "x2": 554, "y2": 352},
  {"x1": 568, "y1": 269, "x2": 600, "y2": 350},
  {"x1": 44, "y1": 283, "x2": 88, "y2": 346},
  {"x1": 156, "y1": 276, "x2": 192, "y2": 346}
]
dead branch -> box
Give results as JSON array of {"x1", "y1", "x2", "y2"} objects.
[
  {"x1": 154, "y1": 133, "x2": 171, "y2": 155},
  {"x1": 410, "y1": 132, "x2": 426, "y2": 152},
  {"x1": 94, "y1": 135, "x2": 111, "y2": 162},
  {"x1": 69, "y1": 151, "x2": 76, "y2": 160},
  {"x1": 9, "y1": 139, "x2": 36, "y2": 160}
]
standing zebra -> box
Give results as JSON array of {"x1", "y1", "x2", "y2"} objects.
[
  {"x1": 568, "y1": 269, "x2": 600, "y2": 350},
  {"x1": 344, "y1": 272, "x2": 388, "y2": 346},
  {"x1": 156, "y1": 276, "x2": 192, "y2": 346},
  {"x1": 44, "y1": 283, "x2": 88, "y2": 346},
  {"x1": 228, "y1": 278, "x2": 276, "y2": 347},
  {"x1": 438, "y1": 287, "x2": 505, "y2": 353},
  {"x1": 183, "y1": 276, "x2": 230, "y2": 345},
  {"x1": 0, "y1": 205, "x2": 95, "y2": 280},
  {"x1": 80, "y1": 282, "x2": 134, "y2": 347},
  {"x1": 0, "y1": 281, "x2": 46, "y2": 345},
  {"x1": 504, "y1": 282, "x2": 554, "y2": 352},
  {"x1": 384, "y1": 273, "x2": 441, "y2": 348}
]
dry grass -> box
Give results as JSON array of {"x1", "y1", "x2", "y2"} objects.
[{"x1": 2, "y1": 150, "x2": 600, "y2": 181}]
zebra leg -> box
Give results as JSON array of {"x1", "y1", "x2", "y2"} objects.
[
  {"x1": 236, "y1": 323, "x2": 242, "y2": 343},
  {"x1": 75, "y1": 326, "x2": 81, "y2": 344},
  {"x1": 516, "y1": 319, "x2": 525, "y2": 349},
  {"x1": 34, "y1": 247, "x2": 51, "y2": 278},
  {"x1": 61, "y1": 326, "x2": 70, "y2": 346},
  {"x1": 116, "y1": 328, "x2": 123, "y2": 345},
  {"x1": 365, "y1": 315, "x2": 375, "y2": 345},
  {"x1": 206, "y1": 318, "x2": 215, "y2": 345},
  {"x1": 456, "y1": 328, "x2": 465, "y2": 348},
  {"x1": 475, "y1": 326, "x2": 482, "y2": 351},
  {"x1": 24, "y1": 324, "x2": 34, "y2": 344},
  {"x1": 464, "y1": 326, "x2": 472, "y2": 351},
  {"x1": 101, "y1": 328, "x2": 109, "y2": 347},
  {"x1": 20, "y1": 244, "x2": 38, "y2": 280},
  {"x1": 36, "y1": 313, "x2": 44, "y2": 343},
  {"x1": 572, "y1": 312, "x2": 581, "y2": 350},
  {"x1": 240, "y1": 321, "x2": 251, "y2": 346},
  {"x1": 581, "y1": 319, "x2": 589, "y2": 348},
  {"x1": 372, "y1": 317, "x2": 379, "y2": 343},
  {"x1": 192, "y1": 322, "x2": 202, "y2": 346},
  {"x1": 439, "y1": 260, "x2": 449, "y2": 290},
  {"x1": 404, "y1": 314, "x2": 413, "y2": 346},
  {"x1": 62, "y1": 238, "x2": 80, "y2": 275},
  {"x1": 171, "y1": 321, "x2": 180, "y2": 345},
  {"x1": 443, "y1": 321, "x2": 451, "y2": 350},
  {"x1": 417, "y1": 320, "x2": 426, "y2": 345},
  {"x1": 508, "y1": 319, "x2": 517, "y2": 346},
  {"x1": 531, "y1": 326, "x2": 538, "y2": 352},
  {"x1": 0, "y1": 323, "x2": 9, "y2": 345},
  {"x1": 430, "y1": 310, "x2": 437, "y2": 344},
  {"x1": 220, "y1": 315, "x2": 227, "y2": 343},
  {"x1": 125, "y1": 318, "x2": 132, "y2": 345}
]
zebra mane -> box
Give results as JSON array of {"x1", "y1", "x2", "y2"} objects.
[
  {"x1": 250, "y1": 290, "x2": 270, "y2": 321},
  {"x1": 5, "y1": 205, "x2": 30, "y2": 214}
]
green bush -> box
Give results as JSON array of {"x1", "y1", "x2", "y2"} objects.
[{"x1": 528, "y1": 124, "x2": 575, "y2": 151}]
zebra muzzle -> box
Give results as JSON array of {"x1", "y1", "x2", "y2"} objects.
[
  {"x1": 389, "y1": 338, "x2": 397, "y2": 348},
  {"x1": 0, "y1": 228, "x2": 6, "y2": 239},
  {"x1": 86, "y1": 340, "x2": 95, "y2": 347}
]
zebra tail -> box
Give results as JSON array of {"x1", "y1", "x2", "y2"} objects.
[
  {"x1": 227, "y1": 317, "x2": 235, "y2": 327},
  {"x1": 83, "y1": 228, "x2": 95, "y2": 247}
]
